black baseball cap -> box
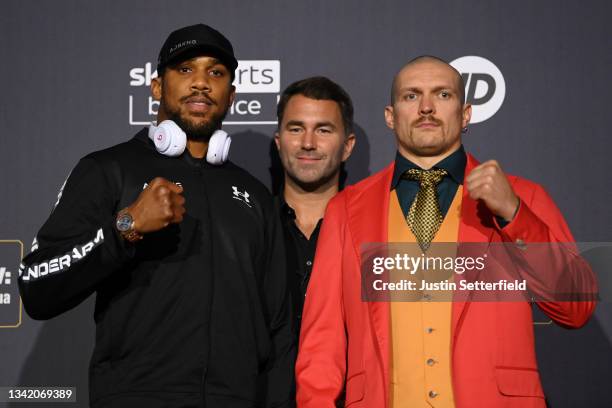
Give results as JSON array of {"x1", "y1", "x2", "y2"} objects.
[{"x1": 157, "y1": 24, "x2": 238, "y2": 75}]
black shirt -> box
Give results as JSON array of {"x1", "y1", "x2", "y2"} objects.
[
  {"x1": 276, "y1": 195, "x2": 322, "y2": 330},
  {"x1": 391, "y1": 145, "x2": 467, "y2": 218}
]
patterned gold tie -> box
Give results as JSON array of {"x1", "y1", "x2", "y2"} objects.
[{"x1": 404, "y1": 168, "x2": 448, "y2": 252}]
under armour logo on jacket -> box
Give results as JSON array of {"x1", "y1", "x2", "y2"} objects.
[{"x1": 232, "y1": 186, "x2": 252, "y2": 208}]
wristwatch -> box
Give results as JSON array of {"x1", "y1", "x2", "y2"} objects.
[{"x1": 116, "y1": 208, "x2": 143, "y2": 243}]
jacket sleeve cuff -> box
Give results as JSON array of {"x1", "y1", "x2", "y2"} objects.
[
  {"x1": 495, "y1": 199, "x2": 550, "y2": 244},
  {"x1": 102, "y1": 219, "x2": 137, "y2": 264}
]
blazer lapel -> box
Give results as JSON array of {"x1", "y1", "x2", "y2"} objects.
[
  {"x1": 452, "y1": 153, "x2": 497, "y2": 349},
  {"x1": 347, "y1": 162, "x2": 395, "y2": 395}
]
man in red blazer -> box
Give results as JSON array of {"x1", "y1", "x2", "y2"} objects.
[{"x1": 295, "y1": 56, "x2": 597, "y2": 408}]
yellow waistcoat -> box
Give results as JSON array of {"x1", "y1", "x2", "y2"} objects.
[{"x1": 388, "y1": 187, "x2": 463, "y2": 408}]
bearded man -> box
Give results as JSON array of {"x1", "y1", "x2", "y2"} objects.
[{"x1": 19, "y1": 24, "x2": 293, "y2": 408}]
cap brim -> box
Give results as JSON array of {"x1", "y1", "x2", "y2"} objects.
[{"x1": 159, "y1": 45, "x2": 238, "y2": 73}]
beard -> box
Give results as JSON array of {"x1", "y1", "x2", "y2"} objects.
[{"x1": 164, "y1": 99, "x2": 229, "y2": 142}]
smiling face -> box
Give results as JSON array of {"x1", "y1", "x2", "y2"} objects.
[
  {"x1": 275, "y1": 94, "x2": 355, "y2": 190},
  {"x1": 152, "y1": 54, "x2": 235, "y2": 141},
  {"x1": 385, "y1": 59, "x2": 471, "y2": 163}
]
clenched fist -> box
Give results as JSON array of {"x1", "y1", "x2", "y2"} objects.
[
  {"x1": 465, "y1": 160, "x2": 519, "y2": 222},
  {"x1": 127, "y1": 177, "x2": 186, "y2": 234}
]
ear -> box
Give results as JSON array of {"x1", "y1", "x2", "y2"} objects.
[
  {"x1": 151, "y1": 76, "x2": 162, "y2": 101},
  {"x1": 384, "y1": 105, "x2": 395, "y2": 130},
  {"x1": 342, "y1": 133, "x2": 356, "y2": 162},
  {"x1": 228, "y1": 85, "x2": 236, "y2": 107},
  {"x1": 462, "y1": 103, "x2": 472, "y2": 128},
  {"x1": 274, "y1": 131, "x2": 281, "y2": 151}
]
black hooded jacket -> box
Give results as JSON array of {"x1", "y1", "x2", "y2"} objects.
[{"x1": 19, "y1": 129, "x2": 294, "y2": 408}]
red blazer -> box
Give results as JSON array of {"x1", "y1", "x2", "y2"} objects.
[{"x1": 296, "y1": 154, "x2": 596, "y2": 408}]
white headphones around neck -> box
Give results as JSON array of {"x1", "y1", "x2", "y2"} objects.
[{"x1": 148, "y1": 120, "x2": 231, "y2": 165}]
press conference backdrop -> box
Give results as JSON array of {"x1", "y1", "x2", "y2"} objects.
[{"x1": 1, "y1": 1, "x2": 611, "y2": 406}]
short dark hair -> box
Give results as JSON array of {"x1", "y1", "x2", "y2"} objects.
[
  {"x1": 277, "y1": 76, "x2": 354, "y2": 135},
  {"x1": 390, "y1": 55, "x2": 465, "y2": 105}
]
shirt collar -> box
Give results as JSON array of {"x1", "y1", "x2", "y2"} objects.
[
  {"x1": 390, "y1": 145, "x2": 467, "y2": 189},
  {"x1": 277, "y1": 190, "x2": 297, "y2": 221}
]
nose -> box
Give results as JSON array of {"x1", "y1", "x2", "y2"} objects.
[
  {"x1": 301, "y1": 129, "x2": 317, "y2": 150},
  {"x1": 419, "y1": 94, "x2": 435, "y2": 116},
  {"x1": 191, "y1": 70, "x2": 211, "y2": 92}
]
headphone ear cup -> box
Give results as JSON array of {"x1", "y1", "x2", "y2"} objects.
[
  {"x1": 148, "y1": 123, "x2": 157, "y2": 142},
  {"x1": 206, "y1": 130, "x2": 231, "y2": 165},
  {"x1": 150, "y1": 120, "x2": 186, "y2": 157}
]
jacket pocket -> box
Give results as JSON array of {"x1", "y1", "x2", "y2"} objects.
[
  {"x1": 344, "y1": 372, "x2": 365, "y2": 406},
  {"x1": 495, "y1": 366, "x2": 545, "y2": 398}
]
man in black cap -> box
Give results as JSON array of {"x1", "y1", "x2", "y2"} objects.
[{"x1": 19, "y1": 24, "x2": 293, "y2": 408}]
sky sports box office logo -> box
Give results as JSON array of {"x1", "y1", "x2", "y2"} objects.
[{"x1": 129, "y1": 60, "x2": 280, "y2": 126}]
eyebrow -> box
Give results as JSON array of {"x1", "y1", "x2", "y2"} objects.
[
  {"x1": 171, "y1": 57, "x2": 224, "y2": 68},
  {"x1": 284, "y1": 120, "x2": 305, "y2": 127},
  {"x1": 284, "y1": 120, "x2": 337, "y2": 129},
  {"x1": 314, "y1": 121, "x2": 337, "y2": 128},
  {"x1": 431, "y1": 86, "x2": 454, "y2": 93},
  {"x1": 398, "y1": 85, "x2": 455, "y2": 94}
]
